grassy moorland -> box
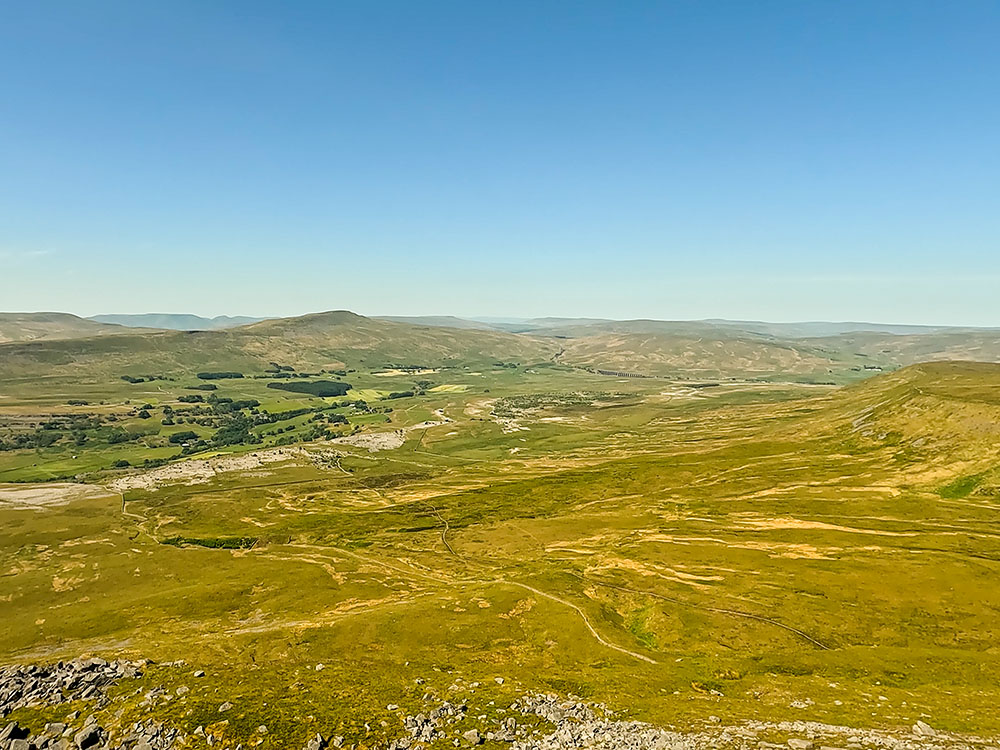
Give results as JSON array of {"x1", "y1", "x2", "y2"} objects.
[
  {"x1": 0, "y1": 312, "x2": 158, "y2": 344},
  {"x1": 2, "y1": 314, "x2": 1000, "y2": 748}
]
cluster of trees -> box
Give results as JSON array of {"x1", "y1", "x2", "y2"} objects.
[
  {"x1": 255, "y1": 370, "x2": 326, "y2": 379},
  {"x1": 0, "y1": 418, "x2": 153, "y2": 452},
  {"x1": 211, "y1": 396, "x2": 261, "y2": 413},
  {"x1": 0, "y1": 429, "x2": 62, "y2": 451},
  {"x1": 120, "y1": 374, "x2": 173, "y2": 384},
  {"x1": 382, "y1": 364, "x2": 432, "y2": 372},
  {"x1": 266, "y1": 380, "x2": 352, "y2": 397},
  {"x1": 3, "y1": 368, "x2": 365, "y2": 457},
  {"x1": 211, "y1": 414, "x2": 257, "y2": 447},
  {"x1": 162, "y1": 536, "x2": 258, "y2": 549},
  {"x1": 312, "y1": 412, "x2": 348, "y2": 425}
]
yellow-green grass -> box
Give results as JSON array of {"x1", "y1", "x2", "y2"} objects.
[{"x1": 2, "y1": 364, "x2": 1000, "y2": 746}]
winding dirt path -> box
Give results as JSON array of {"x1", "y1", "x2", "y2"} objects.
[{"x1": 497, "y1": 579, "x2": 658, "y2": 665}]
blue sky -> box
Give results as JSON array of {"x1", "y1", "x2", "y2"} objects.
[{"x1": 1, "y1": 1, "x2": 998, "y2": 323}]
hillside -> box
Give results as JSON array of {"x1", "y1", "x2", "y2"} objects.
[
  {"x1": 0, "y1": 312, "x2": 156, "y2": 343},
  {"x1": 550, "y1": 320, "x2": 841, "y2": 380},
  {"x1": 542, "y1": 319, "x2": 1000, "y2": 381},
  {"x1": 0, "y1": 310, "x2": 561, "y2": 380},
  {"x1": 240, "y1": 311, "x2": 558, "y2": 367},
  {"x1": 817, "y1": 361, "x2": 1000, "y2": 471}
]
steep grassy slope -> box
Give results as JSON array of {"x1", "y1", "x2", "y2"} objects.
[
  {"x1": 802, "y1": 361, "x2": 1000, "y2": 475},
  {"x1": 0, "y1": 312, "x2": 157, "y2": 343}
]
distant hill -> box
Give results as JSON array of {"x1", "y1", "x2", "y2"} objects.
[
  {"x1": 3, "y1": 310, "x2": 999, "y2": 385},
  {"x1": 500, "y1": 317, "x2": 1000, "y2": 381},
  {"x1": 704, "y1": 319, "x2": 997, "y2": 338},
  {"x1": 375, "y1": 315, "x2": 500, "y2": 330},
  {"x1": 0, "y1": 312, "x2": 156, "y2": 344},
  {"x1": 511, "y1": 317, "x2": 994, "y2": 337},
  {"x1": 0, "y1": 310, "x2": 561, "y2": 379},
  {"x1": 481, "y1": 317, "x2": 613, "y2": 333},
  {"x1": 90, "y1": 313, "x2": 268, "y2": 330}
]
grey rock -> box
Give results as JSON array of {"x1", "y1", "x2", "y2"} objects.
[
  {"x1": 1, "y1": 723, "x2": 28, "y2": 742},
  {"x1": 73, "y1": 724, "x2": 101, "y2": 749}
]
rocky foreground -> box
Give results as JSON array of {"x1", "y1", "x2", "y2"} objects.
[{"x1": 1, "y1": 659, "x2": 996, "y2": 750}]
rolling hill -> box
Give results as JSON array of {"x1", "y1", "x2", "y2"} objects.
[
  {"x1": 533, "y1": 319, "x2": 1000, "y2": 381},
  {"x1": 0, "y1": 310, "x2": 561, "y2": 380},
  {"x1": 0, "y1": 312, "x2": 157, "y2": 344},
  {"x1": 3, "y1": 310, "x2": 1000, "y2": 385}
]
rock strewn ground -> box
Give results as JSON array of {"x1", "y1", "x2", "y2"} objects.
[
  {"x1": 1, "y1": 659, "x2": 142, "y2": 716},
  {"x1": 382, "y1": 693, "x2": 999, "y2": 750},
  {"x1": 2, "y1": 660, "x2": 999, "y2": 750}
]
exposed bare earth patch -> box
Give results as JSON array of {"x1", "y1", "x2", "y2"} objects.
[
  {"x1": 0, "y1": 483, "x2": 112, "y2": 509},
  {"x1": 106, "y1": 448, "x2": 307, "y2": 491}
]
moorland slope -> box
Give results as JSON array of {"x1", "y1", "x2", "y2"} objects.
[
  {"x1": 0, "y1": 312, "x2": 157, "y2": 343},
  {"x1": 0, "y1": 310, "x2": 561, "y2": 380}
]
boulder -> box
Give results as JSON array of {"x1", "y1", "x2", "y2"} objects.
[
  {"x1": 1, "y1": 723, "x2": 28, "y2": 742},
  {"x1": 74, "y1": 724, "x2": 102, "y2": 749}
]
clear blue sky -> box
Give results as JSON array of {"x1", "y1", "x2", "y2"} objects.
[{"x1": 2, "y1": 1, "x2": 998, "y2": 323}]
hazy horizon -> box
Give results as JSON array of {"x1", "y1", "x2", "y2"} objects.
[
  {"x1": 3, "y1": 2, "x2": 999, "y2": 323},
  {"x1": 3, "y1": 307, "x2": 999, "y2": 330}
]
